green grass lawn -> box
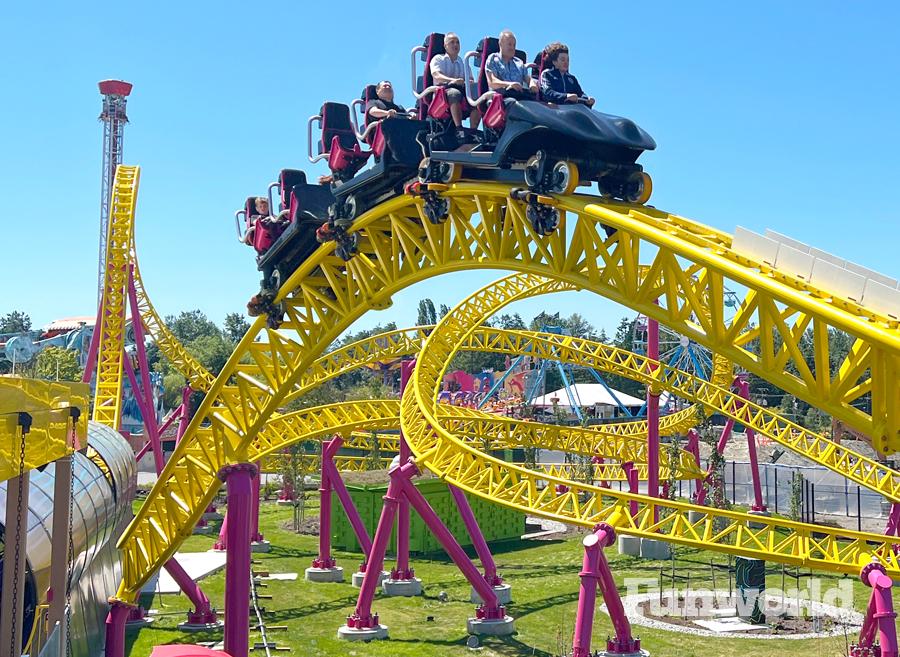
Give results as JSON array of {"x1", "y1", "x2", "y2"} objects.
[{"x1": 125, "y1": 499, "x2": 868, "y2": 657}]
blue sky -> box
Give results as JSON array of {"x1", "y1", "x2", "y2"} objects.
[{"x1": 3, "y1": 2, "x2": 899, "y2": 337}]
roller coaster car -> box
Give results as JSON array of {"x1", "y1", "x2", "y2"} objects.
[
  {"x1": 255, "y1": 169, "x2": 334, "y2": 291},
  {"x1": 308, "y1": 95, "x2": 426, "y2": 223},
  {"x1": 418, "y1": 36, "x2": 656, "y2": 205}
]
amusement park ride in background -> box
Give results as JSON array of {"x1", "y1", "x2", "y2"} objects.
[{"x1": 3, "y1": 37, "x2": 900, "y2": 657}]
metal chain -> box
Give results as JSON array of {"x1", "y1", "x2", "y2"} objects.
[
  {"x1": 8, "y1": 422, "x2": 26, "y2": 657},
  {"x1": 65, "y1": 453, "x2": 75, "y2": 657}
]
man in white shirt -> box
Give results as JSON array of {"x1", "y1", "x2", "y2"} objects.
[{"x1": 429, "y1": 32, "x2": 481, "y2": 137}]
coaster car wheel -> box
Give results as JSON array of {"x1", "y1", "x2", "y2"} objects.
[
  {"x1": 424, "y1": 197, "x2": 450, "y2": 225},
  {"x1": 526, "y1": 203, "x2": 560, "y2": 236},
  {"x1": 335, "y1": 232, "x2": 359, "y2": 262},
  {"x1": 624, "y1": 171, "x2": 653, "y2": 205},
  {"x1": 333, "y1": 195, "x2": 358, "y2": 229},
  {"x1": 524, "y1": 150, "x2": 548, "y2": 189},
  {"x1": 549, "y1": 161, "x2": 579, "y2": 195}
]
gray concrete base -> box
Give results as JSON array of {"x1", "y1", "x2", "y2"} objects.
[
  {"x1": 382, "y1": 577, "x2": 422, "y2": 596},
  {"x1": 177, "y1": 620, "x2": 224, "y2": 632},
  {"x1": 687, "y1": 510, "x2": 707, "y2": 524},
  {"x1": 125, "y1": 616, "x2": 154, "y2": 628},
  {"x1": 337, "y1": 624, "x2": 389, "y2": 641},
  {"x1": 466, "y1": 615, "x2": 516, "y2": 636},
  {"x1": 618, "y1": 535, "x2": 641, "y2": 556},
  {"x1": 640, "y1": 537, "x2": 672, "y2": 560},
  {"x1": 748, "y1": 509, "x2": 771, "y2": 530},
  {"x1": 202, "y1": 512, "x2": 223, "y2": 522},
  {"x1": 305, "y1": 566, "x2": 344, "y2": 583},
  {"x1": 276, "y1": 499, "x2": 295, "y2": 506},
  {"x1": 596, "y1": 650, "x2": 649, "y2": 657},
  {"x1": 351, "y1": 570, "x2": 389, "y2": 588},
  {"x1": 251, "y1": 540, "x2": 271, "y2": 553},
  {"x1": 470, "y1": 583, "x2": 512, "y2": 605},
  {"x1": 192, "y1": 525, "x2": 213, "y2": 535}
]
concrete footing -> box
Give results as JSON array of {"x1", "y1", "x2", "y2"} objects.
[
  {"x1": 304, "y1": 566, "x2": 344, "y2": 583},
  {"x1": 595, "y1": 650, "x2": 649, "y2": 657},
  {"x1": 351, "y1": 570, "x2": 389, "y2": 588},
  {"x1": 177, "y1": 620, "x2": 224, "y2": 632},
  {"x1": 305, "y1": 566, "x2": 344, "y2": 583},
  {"x1": 466, "y1": 615, "x2": 516, "y2": 636},
  {"x1": 276, "y1": 499, "x2": 295, "y2": 506},
  {"x1": 192, "y1": 525, "x2": 213, "y2": 535},
  {"x1": 202, "y1": 512, "x2": 223, "y2": 522},
  {"x1": 337, "y1": 624, "x2": 389, "y2": 641},
  {"x1": 747, "y1": 509, "x2": 771, "y2": 530},
  {"x1": 618, "y1": 536, "x2": 641, "y2": 556},
  {"x1": 687, "y1": 510, "x2": 707, "y2": 524},
  {"x1": 470, "y1": 583, "x2": 512, "y2": 605},
  {"x1": 250, "y1": 540, "x2": 271, "y2": 553},
  {"x1": 640, "y1": 537, "x2": 672, "y2": 560},
  {"x1": 382, "y1": 577, "x2": 422, "y2": 596}
]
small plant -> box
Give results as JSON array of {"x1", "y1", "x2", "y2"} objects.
[
  {"x1": 365, "y1": 431, "x2": 382, "y2": 470},
  {"x1": 789, "y1": 471, "x2": 804, "y2": 522}
]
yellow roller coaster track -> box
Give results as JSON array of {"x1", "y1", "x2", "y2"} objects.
[
  {"x1": 92, "y1": 165, "x2": 140, "y2": 430},
  {"x1": 114, "y1": 181, "x2": 899, "y2": 601},
  {"x1": 253, "y1": 400, "x2": 702, "y2": 480},
  {"x1": 402, "y1": 271, "x2": 900, "y2": 577},
  {"x1": 259, "y1": 453, "x2": 669, "y2": 483}
]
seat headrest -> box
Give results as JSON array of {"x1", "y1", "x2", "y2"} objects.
[
  {"x1": 423, "y1": 32, "x2": 445, "y2": 58},
  {"x1": 361, "y1": 85, "x2": 377, "y2": 102},
  {"x1": 475, "y1": 37, "x2": 527, "y2": 63},
  {"x1": 245, "y1": 196, "x2": 260, "y2": 216}
]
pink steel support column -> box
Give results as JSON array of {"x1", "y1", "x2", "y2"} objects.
[
  {"x1": 127, "y1": 272, "x2": 164, "y2": 473},
  {"x1": 104, "y1": 599, "x2": 136, "y2": 657},
  {"x1": 122, "y1": 353, "x2": 164, "y2": 474},
  {"x1": 886, "y1": 504, "x2": 900, "y2": 537},
  {"x1": 313, "y1": 437, "x2": 341, "y2": 569},
  {"x1": 623, "y1": 462, "x2": 639, "y2": 517},
  {"x1": 218, "y1": 462, "x2": 257, "y2": 657},
  {"x1": 81, "y1": 301, "x2": 104, "y2": 383},
  {"x1": 738, "y1": 378, "x2": 767, "y2": 512},
  {"x1": 449, "y1": 484, "x2": 501, "y2": 585},
  {"x1": 855, "y1": 563, "x2": 899, "y2": 657},
  {"x1": 251, "y1": 470, "x2": 264, "y2": 543},
  {"x1": 346, "y1": 477, "x2": 402, "y2": 629},
  {"x1": 394, "y1": 360, "x2": 416, "y2": 580},
  {"x1": 213, "y1": 514, "x2": 228, "y2": 551},
  {"x1": 572, "y1": 523, "x2": 639, "y2": 657},
  {"x1": 686, "y1": 428, "x2": 703, "y2": 502},
  {"x1": 646, "y1": 316, "x2": 660, "y2": 523},
  {"x1": 163, "y1": 558, "x2": 217, "y2": 625},
  {"x1": 176, "y1": 386, "x2": 192, "y2": 444},
  {"x1": 395, "y1": 463, "x2": 505, "y2": 616}
]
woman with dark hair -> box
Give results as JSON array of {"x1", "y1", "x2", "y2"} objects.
[{"x1": 539, "y1": 42, "x2": 595, "y2": 107}]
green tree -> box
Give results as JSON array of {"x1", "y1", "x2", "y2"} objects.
[
  {"x1": 35, "y1": 346, "x2": 82, "y2": 381},
  {"x1": 0, "y1": 311, "x2": 32, "y2": 334},
  {"x1": 438, "y1": 304, "x2": 451, "y2": 318},
  {"x1": 166, "y1": 310, "x2": 221, "y2": 343},
  {"x1": 223, "y1": 312, "x2": 250, "y2": 344},
  {"x1": 495, "y1": 313, "x2": 526, "y2": 330},
  {"x1": 416, "y1": 298, "x2": 437, "y2": 326}
]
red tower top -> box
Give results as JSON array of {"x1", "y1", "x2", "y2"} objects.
[{"x1": 98, "y1": 80, "x2": 133, "y2": 96}]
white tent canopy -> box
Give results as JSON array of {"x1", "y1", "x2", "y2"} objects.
[{"x1": 529, "y1": 383, "x2": 665, "y2": 409}]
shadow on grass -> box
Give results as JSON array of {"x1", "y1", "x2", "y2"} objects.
[
  {"x1": 389, "y1": 634, "x2": 554, "y2": 657},
  {"x1": 510, "y1": 590, "x2": 580, "y2": 619},
  {"x1": 262, "y1": 596, "x2": 360, "y2": 622},
  {"x1": 262, "y1": 544, "x2": 318, "y2": 560}
]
